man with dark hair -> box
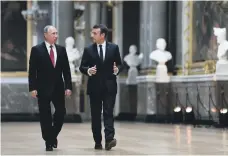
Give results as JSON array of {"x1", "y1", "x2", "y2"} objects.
[
  {"x1": 79, "y1": 24, "x2": 122, "y2": 150},
  {"x1": 28, "y1": 25, "x2": 72, "y2": 151}
]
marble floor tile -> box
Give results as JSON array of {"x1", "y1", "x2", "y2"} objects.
[{"x1": 1, "y1": 122, "x2": 228, "y2": 155}]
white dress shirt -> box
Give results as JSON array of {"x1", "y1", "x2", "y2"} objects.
[
  {"x1": 87, "y1": 41, "x2": 118, "y2": 76},
  {"x1": 45, "y1": 41, "x2": 57, "y2": 64}
]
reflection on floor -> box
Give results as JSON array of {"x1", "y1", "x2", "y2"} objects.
[{"x1": 1, "y1": 122, "x2": 228, "y2": 155}]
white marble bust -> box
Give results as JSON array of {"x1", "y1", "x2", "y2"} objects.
[
  {"x1": 213, "y1": 27, "x2": 228, "y2": 75},
  {"x1": 124, "y1": 45, "x2": 143, "y2": 85},
  {"x1": 65, "y1": 37, "x2": 81, "y2": 75},
  {"x1": 149, "y1": 38, "x2": 172, "y2": 83}
]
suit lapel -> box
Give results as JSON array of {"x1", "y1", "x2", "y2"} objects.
[
  {"x1": 55, "y1": 44, "x2": 60, "y2": 68},
  {"x1": 42, "y1": 42, "x2": 54, "y2": 68},
  {"x1": 93, "y1": 43, "x2": 100, "y2": 62},
  {"x1": 104, "y1": 42, "x2": 110, "y2": 63},
  {"x1": 92, "y1": 42, "x2": 110, "y2": 63}
]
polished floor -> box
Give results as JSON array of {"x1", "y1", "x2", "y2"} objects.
[{"x1": 1, "y1": 122, "x2": 228, "y2": 155}]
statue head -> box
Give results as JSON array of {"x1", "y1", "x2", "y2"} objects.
[
  {"x1": 213, "y1": 27, "x2": 226, "y2": 44},
  {"x1": 129, "y1": 45, "x2": 137, "y2": 54},
  {"x1": 156, "y1": 38, "x2": 166, "y2": 51},
  {"x1": 65, "y1": 36, "x2": 75, "y2": 47}
]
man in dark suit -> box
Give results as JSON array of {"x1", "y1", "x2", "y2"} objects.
[
  {"x1": 79, "y1": 24, "x2": 122, "y2": 150},
  {"x1": 28, "y1": 25, "x2": 72, "y2": 151}
]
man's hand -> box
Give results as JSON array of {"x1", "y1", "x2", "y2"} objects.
[
  {"x1": 88, "y1": 65, "x2": 97, "y2": 76},
  {"x1": 113, "y1": 62, "x2": 118, "y2": 74},
  {"x1": 65, "y1": 89, "x2": 72, "y2": 96},
  {"x1": 30, "y1": 90, "x2": 37, "y2": 98}
]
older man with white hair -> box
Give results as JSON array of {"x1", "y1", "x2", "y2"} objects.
[{"x1": 28, "y1": 25, "x2": 72, "y2": 151}]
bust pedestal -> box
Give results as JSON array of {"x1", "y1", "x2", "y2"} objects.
[
  {"x1": 216, "y1": 60, "x2": 228, "y2": 75},
  {"x1": 155, "y1": 63, "x2": 170, "y2": 83},
  {"x1": 115, "y1": 45, "x2": 143, "y2": 121},
  {"x1": 64, "y1": 74, "x2": 82, "y2": 122}
]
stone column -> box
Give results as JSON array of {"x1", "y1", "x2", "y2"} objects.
[
  {"x1": 57, "y1": 1, "x2": 74, "y2": 46},
  {"x1": 139, "y1": 1, "x2": 167, "y2": 68},
  {"x1": 73, "y1": 2, "x2": 85, "y2": 54},
  {"x1": 112, "y1": 2, "x2": 123, "y2": 117},
  {"x1": 100, "y1": 2, "x2": 107, "y2": 25},
  {"x1": 82, "y1": 2, "x2": 101, "y2": 45},
  {"x1": 175, "y1": 1, "x2": 183, "y2": 68},
  {"x1": 89, "y1": 3, "x2": 101, "y2": 28},
  {"x1": 83, "y1": 2, "x2": 100, "y2": 46},
  {"x1": 112, "y1": 2, "x2": 123, "y2": 56},
  {"x1": 51, "y1": 0, "x2": 59, "y2": 35},
  {"x1": 35, "y1": 1, "x2": 51, "y2": 45}
]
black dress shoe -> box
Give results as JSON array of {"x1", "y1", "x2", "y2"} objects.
[
  {"x1": 53, "y1": 139, "x2": 58, "y2": 148},
  {"x1": 46, "y1": 145, "x2": 53, "y2": 151},
  {"x1": 94, "y1": 144, "x2": 103, "y2": 150},
  {"x1": 105, "y1": 139, "x2": 117, "y2": 150}
]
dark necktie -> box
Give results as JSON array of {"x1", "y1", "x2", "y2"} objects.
[
  {"x1": 50, "y1": 45, "x2": 55, "y2": 67},
  {"x1": 99, "y1": 45, "x2": 103, "y2": 62}
]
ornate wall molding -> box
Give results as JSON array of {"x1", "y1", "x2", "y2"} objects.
[{"x1": 182, "y1": 1, "x2": 193, "y2": 75}]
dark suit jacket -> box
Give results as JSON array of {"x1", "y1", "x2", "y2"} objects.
[
  {"x1": 28, "y1": 42, "x2": 72, "y2": 97},
  {"x1": 79, "y1": 42, "x2": 122, "y2": 95}
]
